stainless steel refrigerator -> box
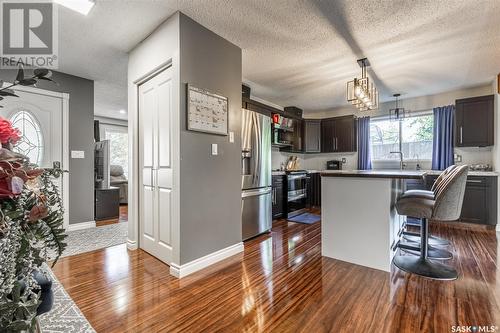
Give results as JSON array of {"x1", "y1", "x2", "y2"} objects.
[{"x1": 241, "y1": 108, "x2": 272, "y2": 240}]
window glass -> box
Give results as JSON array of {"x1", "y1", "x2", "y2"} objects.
[
  {"x1": 105, "y1": 128, "x2": 128, "y2": 177},
  {"x1": 401, "y1": 114, "x2": 433, "y2": 160},
  {"x1": 10, "y1": 111, "x2": 44, "y2": 165},
  {"x1": 370, "y1": 113, "x2": 433, "y2": 160},
  {"x1": 370, "y1": 118, "x2": 400, "y2": 160}
]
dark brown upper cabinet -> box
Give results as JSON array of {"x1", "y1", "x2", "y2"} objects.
[
  {"x1": 455, "y1": 95, "x2": 494, "y2": 147},
  {"x1": 303, "y1": 119, "x2": 321, "y2": 153},
  {"x1": 292, "y1": 119, "x2": 303, "y2": 152},
  {"x1": 321, "y1": 115, "x2": 357, "y2": 153}
]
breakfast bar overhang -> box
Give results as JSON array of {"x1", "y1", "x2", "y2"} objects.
[{"x1": 320, "y1": 170, "x2": 426, "y2": 272}]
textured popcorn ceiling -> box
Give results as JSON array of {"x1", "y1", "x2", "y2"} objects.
[{"x1": 56, "y1": 0, "x2": 500, "y2": 118}]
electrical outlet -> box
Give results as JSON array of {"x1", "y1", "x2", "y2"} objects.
[
  {"x1": 342, "y1": 157, "x2": 347, "y2": 164},
  {"x1": 454, "y1": 154, "x2": 462, "y2": 162},
  {"x1": 229, "y1": 131, "x2": 234, "y2": 143}
]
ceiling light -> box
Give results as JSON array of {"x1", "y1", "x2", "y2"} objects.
[
  {"x1": 390, "y1": 94, "x2": 406, "y2": 122},
  {"x1": 53, "y1": 0, "x2": 95, "y2": 16},
  {"x1": 346, "y1": 58, "x2": 379, "y2": 111},
  {"x1": 119, "y1": 109, "x2": 126, "y2": 114}
]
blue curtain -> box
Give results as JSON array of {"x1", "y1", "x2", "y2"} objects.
[
  {"x1": 357, "y1": 117, "x2": 372, "y2": 170},
  {"x1": 432, "y1": 105, "x2": 455, "y2": 170}
]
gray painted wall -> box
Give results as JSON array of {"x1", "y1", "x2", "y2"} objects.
[
  {"x1": 178, "y1": 13, "x2": 242, "y2": 264},
  {"x1": 0, "y1": 69, "x2": 94, "y2": 225}
]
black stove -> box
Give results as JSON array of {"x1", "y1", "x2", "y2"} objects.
[{"x1": 286, "y1": 171, "x2": 308, "y2": 218}]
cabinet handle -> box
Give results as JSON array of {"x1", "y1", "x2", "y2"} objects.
[
  {"x1": 460, "y1": 126, "x2": 463, "y2": 144},
  {"x1": 467, "y1": 179, "x2": 483, "y2": 183}
]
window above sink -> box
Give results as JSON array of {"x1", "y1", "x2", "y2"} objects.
[{"x1": 370, "y1": 112, "x2": 434, "y2": 161}]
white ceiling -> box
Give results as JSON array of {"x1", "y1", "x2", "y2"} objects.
[{"x1": 56, "y1": 0, "x2": 500, "y2": 119}]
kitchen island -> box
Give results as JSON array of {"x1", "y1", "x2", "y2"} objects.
[{"x1": 320, "y1": 170, "x2": 426, "y2": 272}]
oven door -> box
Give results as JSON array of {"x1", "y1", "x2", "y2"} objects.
[{"x1": 287, "y1": 174, "x2": 307, "y2": 218}]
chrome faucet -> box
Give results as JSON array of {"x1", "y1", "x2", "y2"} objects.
[{"x1": 390, "y1": 151, "x2": 404, "y2": 170}]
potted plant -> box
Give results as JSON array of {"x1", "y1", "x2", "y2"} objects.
[{"x1": 0, "y1": 67, "x2": 67, "y2": 332}]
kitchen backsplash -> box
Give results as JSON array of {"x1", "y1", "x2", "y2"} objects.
[
  {"x1": 272, "y1": 149, "x2": 357, "y2": 170},
  {"x1": 272, "y1": 146, "x2": 493, "y2": 171}
]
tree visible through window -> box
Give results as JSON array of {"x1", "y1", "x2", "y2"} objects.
[
  {"x1": 370, "y1": 113, "x2": 434, "y2": 160},
  {"x1": 105, "y1": 129, "x2": 128, "y2": 176}
]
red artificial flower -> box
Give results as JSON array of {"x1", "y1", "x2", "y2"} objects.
[
  {"x1": 0, "y1": 117, "x2": 21, "y2": 144},
  {"x1": 0, "y1": 178, "x2": 14, "y2": 199}
]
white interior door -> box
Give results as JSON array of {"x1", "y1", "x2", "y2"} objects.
[{"x1": 138, "y1": 67, "x2": 173, "y2": 264}]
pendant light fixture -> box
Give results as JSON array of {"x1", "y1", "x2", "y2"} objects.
[
  {"x1": 346, "y1": 58, "x2": 379, "y2": 111},
  {"x1": 389, "y1": 93, "x2": 406, "y2": 122}
]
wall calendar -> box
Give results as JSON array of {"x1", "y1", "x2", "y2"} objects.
[{"x1": 187, "y1": 84, "x2": 228, "y2": 136}]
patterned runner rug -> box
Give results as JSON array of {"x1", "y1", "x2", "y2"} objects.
[
  {"x1": 60, "y1": 222, "x2": 128, "y2": 258},
  {"x1": 38, "y1": 268, "x2": 95, "y2": 333}
]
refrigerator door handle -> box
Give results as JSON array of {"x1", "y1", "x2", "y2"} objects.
[{"x1": 242, "y1": 188, "x2": 272, "y2": 198}]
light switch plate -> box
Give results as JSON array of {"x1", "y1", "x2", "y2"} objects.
[
  {"x1": 229, "y1": 131, "x2": 234, "y2": 143},
  {"x1": 71, "y1": 150, "x2": 85, "y2": 159},
  {"x1": 211, "y1": 144, "x2": 218, "y2": 156}
]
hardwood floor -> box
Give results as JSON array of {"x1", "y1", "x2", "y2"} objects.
[
  {"x1": 51, "y1": 215, "x2": 500, "y2": 332},
  {"x1": 95, "y1": 205, "x2": 128, "y2": 227}
]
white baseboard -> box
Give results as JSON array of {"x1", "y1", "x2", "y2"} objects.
[
  {"x1": 66, "y1": 221, "x2": 96, "y2": 232},
  {"x1": 127, "y1": 238, "x2": 138, "y2": 250},
  {"x1": 169, "y1": 242, "x2": 244, "y2": 278}
]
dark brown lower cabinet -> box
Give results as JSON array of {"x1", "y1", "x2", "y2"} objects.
[
  {"x1": 272, "y1": 175, "x2": 285, "y2": 219},
  {"x1": 460, "y1": 177, "x2": 497, "y2": 225},
  {"x1": 306, "y1": 172, "x2": 321, "y2": 207},
  {"x1": 95, "y1": 187, "x2": 120, "y2": 221},
  {"x1": 408, "y1": 175, "x2": 498, "y2": 226}
]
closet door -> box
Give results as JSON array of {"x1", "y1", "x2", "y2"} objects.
[{"x1": 138, "y1": 67, "x2": 173, "y2": 264}]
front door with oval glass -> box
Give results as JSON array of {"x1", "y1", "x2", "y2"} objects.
[{"x1": 0, "y1": 86, "x2": 65, "y2": 219}]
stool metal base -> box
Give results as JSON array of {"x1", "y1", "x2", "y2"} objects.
[
  {"x1": 399, "y1": 242, "x2": 452, "y2": 260},
  {"x1": 393, "y1": 255, "x2": 458, "y2": 280},
  {"x1": 403, "y1": 232, "x2": 449, "y2": 246}
]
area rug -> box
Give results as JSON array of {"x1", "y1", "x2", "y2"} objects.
[
  {"x1": 60, "y1": 222, "x2": 128, "y2": 258},
  {"x1": 38, "y1": 268, "x2": 95, "y2": 333},
  {"x1": 288, "y1": 213, "x2": 321, "y2": 224}
]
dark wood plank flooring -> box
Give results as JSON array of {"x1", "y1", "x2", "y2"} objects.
[{"x1": 51, "y1": 215, "x2": 500, "y2": 332}]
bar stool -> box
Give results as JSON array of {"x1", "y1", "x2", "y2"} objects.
[
  {"x1": 402, "y1": 165, "x2": 458, "y2": 247},
  {"x1": 392, "y1": 165, "x2": 468, "y2": 280}
]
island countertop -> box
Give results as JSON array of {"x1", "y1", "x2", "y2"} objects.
[{"x1": 321, "y1": 170, "x2": 425, "y2": 180}]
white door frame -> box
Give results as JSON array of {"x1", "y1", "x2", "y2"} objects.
[
  {"x1": 1, "y1": 83, "x2": 70, "y2": 229},
  {"x1": 128, "y1": 60, "x2": 174, "y2": 252}
]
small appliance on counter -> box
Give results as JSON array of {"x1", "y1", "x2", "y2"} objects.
[
  {"x1": 326, "y1": 160, "x2": 342, "y2": 170},
  {"x1": 469, "y1": 164, "x2": 492, "y2": 171}
]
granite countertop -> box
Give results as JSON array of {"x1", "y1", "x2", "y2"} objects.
[
  {"x1": 423, "y1": 170, "x2": 498, "y2": 177},
  {"x1": 321, "y1": 169, "x2": 499, "y2": 179},
  {"x1": 272, "y1": 170, "x2": 321, "y2": 176},
  {"x1": 321, "y1": 170, "x2": 425, "y2": 179}
]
